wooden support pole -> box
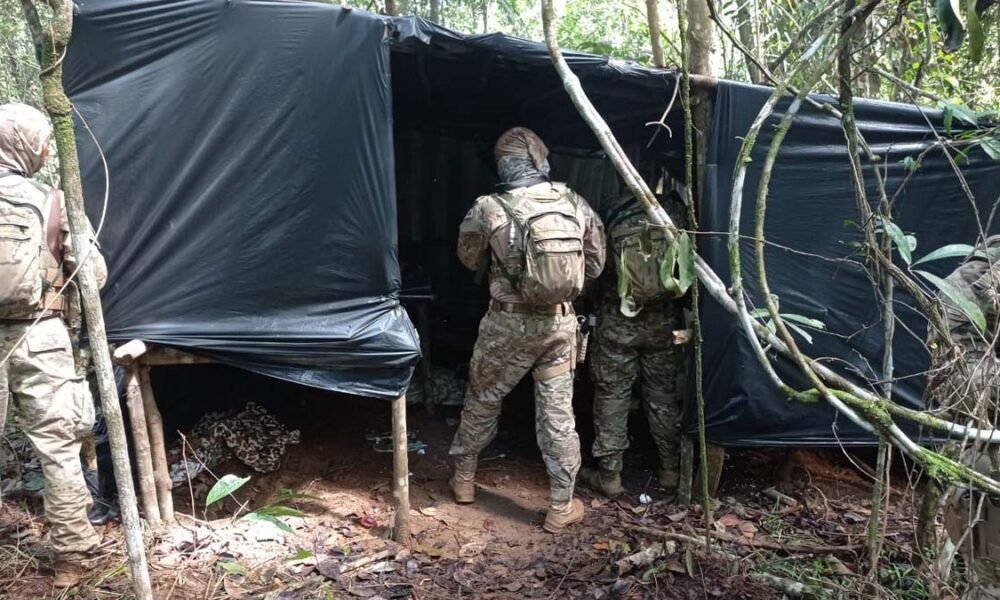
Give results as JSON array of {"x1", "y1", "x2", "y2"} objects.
[
  {"x1": 124, "y1": 367, "x2": 161, "y2": 528},
  {"x1": 415, "y1": 304, "x2": 434, "y2": 416},
  {"x1": 678, "y1": 436, "x2": 694, "y2": 505},
  {"x1": 139, "y1": 367, "x2": 175, "y2": 524},
  {"x1": 392, "y1": 394, "x2": 410, "y2": 543},
  {"x1": 696, "y1": 445, "x2": 726, "y2": 499}
]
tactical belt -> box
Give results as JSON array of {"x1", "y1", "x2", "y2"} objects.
[{"x1": 490, "y1": 300, "x2": 573, "y2": 316}]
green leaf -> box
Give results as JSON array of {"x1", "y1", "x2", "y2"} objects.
[
  {"x1": 916, "y1": 270, "x2": 988, "y2": 332},
  {"x1": 218, "y1": 561, "x2": 248, "y2": 576},
  {"x1": 206, "y1": 474, "x2": 250, "y2": 508},
  {"x1": 913, "y1": 243, "x2": 977, "y2": 265},
  {"x1": 287, "y1": 549, "x2": 315, "y2": 562},
  {"x1": 901, "y1": 156, "x2": 922, "y2": 173},
  {"x1": 942, "y1": 101, "x2": 979, "y2": 126},
  {"x1": 883, "y1": 220, "x2": 913, "y2": 265},
  {"x1": 750, "y1": 307, "x2": 770, "y2": 319},
  {"x1": 242, "y1": 511, "x2": 295, "y2": 534},
  {"x1": 274, "y1": 489, "x2": 322, "y2": 503},
  {"x1": 967, "y1": 0, "x2": 985, "y2": 62},
  {"x1": 617, "y1": 250, "x2": 629, "y2": 300},
  {"x1": 781, "y1": 313, "x2": 827, "y2": 330},
  {"x1": 981, "y1": 138, "x2": 1000, "y2": 160},
  {"x1": 659, "y1": 239, "x2": 680, "y2": 295},
  {"x1": 785, "y1": 322, "x2": 815, "y2": 345},
  {"x1": 255, "y1": 505, "x2": 307, "y2": 518},
  {"x1": 676, "y1": 232, "x2": 696, "y2": 294}
]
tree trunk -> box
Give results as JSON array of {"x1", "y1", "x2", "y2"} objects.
[
  {"x1": 686, "y1": 0, "x2": 713, "y2": 77},
  {"x1": 685, "y1": 0, "x2": 723, "y2": 500},
  {"x1": 736, "y1": 3, "x2": 762, "y2": 84},
  {"x1": 19, "y1": 0, "x2": 153, "y2": 597},
  {"x1": 384, "y1": 0, "x2": 397, "y2": 16},
  {"x1": 430, "y1": 0, "x2": 441, "y2": 23},
  {"x1": 482, "y1": 0, "x2": 488, "y2": 33},
  {"x1": 646, "y1": 0, "x2": 665, "y2": 67}
]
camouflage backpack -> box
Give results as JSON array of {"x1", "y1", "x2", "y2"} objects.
[
  {"x1": 607, "y1": 193, "x2": 691, "y2": 316},
  {"x1": 0, "y1": 174, "x2": 51, "y2": 317},
  {"x1": 493, "y1": 184, "x2": 586, "y2": 305}
]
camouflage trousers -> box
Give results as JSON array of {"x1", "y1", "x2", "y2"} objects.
[
  {"x1": 0, "y1": 316, "x2": 100, "y2": 556},
  {"x1": 589, "y1": 301, "x2": 681, "y2": 478},
  {"x1": 449, "y1": 307, "x2": 580, "y2": 508},
  {"x1": 927, "y1": 349, "x2": 1000, "y2": 423},
  {"x1": 945, "y1": 449, "x2": 1000, "y2": 599}
]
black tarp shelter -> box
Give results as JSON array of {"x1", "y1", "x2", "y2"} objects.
[{"x1": 64, "y1": 0, "x2": 1000, "y2": 448}]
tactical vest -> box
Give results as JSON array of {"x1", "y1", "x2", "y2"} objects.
[{"x1": 0, "y1": 172, "x2": 65, "y2": 319}]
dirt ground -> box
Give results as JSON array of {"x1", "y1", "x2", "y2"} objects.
[{"x1": 0, "y1": 381, "x2": 932, "y2": 600}]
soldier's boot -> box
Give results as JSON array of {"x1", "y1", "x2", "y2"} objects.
[
  {"x1": 543, "y1": 499, "x2": 585, "y2": 533},
  {"x1": 53, "y1": 561, "x2": 83, "y2": 589},
  {"x1": 658, "y1": 467, "x2": 680, "y2": 490},
  {"x1": 579, "y1": 467, "x2": 625, "y2": 497},
  {"x1": 450, "y1": 455, "x2": 477, "y2": 504}
]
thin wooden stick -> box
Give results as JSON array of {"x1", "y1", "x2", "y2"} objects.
[
  {"x1": 125, "y1": 366, "x2": 161, "y2": 528},
  {"x1": 392, "y1": 394, "x2": 410, "y2": 543},
  {"x1": 628, "y1": 525, "x2": 864, "y2": 554},
  {"x1": 140, "y1": 366, "x2": 175, "y2": 524}
]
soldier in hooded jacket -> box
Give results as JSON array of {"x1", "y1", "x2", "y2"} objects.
[
  {"x1": 925, "y1": 236, "x2": 1000, "y2": 599},
  {"x1": 581, "y1": 171, "x2": 688, "y2": 497},
  {"x1": 449, "y1": 127, "x2": 605, "y2": 533},
  {"x1": 0, "y1": 103, "x2": 108, "y2": 588}
]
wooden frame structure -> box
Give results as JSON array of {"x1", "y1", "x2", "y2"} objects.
[{"x1": 111, "y1": 340, "x2": 411, "y2": 541}]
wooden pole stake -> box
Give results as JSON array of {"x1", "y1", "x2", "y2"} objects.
[
  {"x1": 392, "y1": 394, "x2": 410, "y2": 543},
  {"x1": 139, "y1": 367, "x2": 175, "y2": 524},
  {"x1": 124, "y1": 367, "x2": 160, "y2": 528}
]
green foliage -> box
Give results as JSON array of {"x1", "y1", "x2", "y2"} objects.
[
  {"x1": 238, "y1": 487, "x2": 312, "y2": 534},
  {"x1": 916, "y1": 269, "x2": 988, "y2": 331},
  {"x1": 751, "y1": 301, "x2": 827, "y2": 346},
  {"x1": 205, "y1": 474, "x2": 250, "y2": 508},
  {"x1": 913, "y1": 243, "x2": 978, "y2": 265},
  {"x1": 218, "y1": 561, "x2": 248, "y2": 576}
]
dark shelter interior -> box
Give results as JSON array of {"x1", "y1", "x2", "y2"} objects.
[{"x1": 389, "y1": 17, "x2": 686, "y2": 360}]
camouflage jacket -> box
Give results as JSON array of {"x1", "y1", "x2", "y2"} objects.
[{"x1": 457, "y1": 181, "x2": 606, "y2": 304}]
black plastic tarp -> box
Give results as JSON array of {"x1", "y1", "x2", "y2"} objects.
[
  {"x1": 64, "y1": 0, "x2": 420, "y2": 398},
  {"x1": 695, "y1": 81, "x2": 1000, "y2": 446}
]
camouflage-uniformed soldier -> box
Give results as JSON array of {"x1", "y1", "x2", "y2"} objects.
[
  {"x1": 0, "y1": 103, "x2": 108, "y2": 588},
  {"x1": 929, "y1": 237, "x2": 1000, "y2": 598},
  {"x1": 449, "y1": 127, "x2": 605, "y2": 533},
  {"x1": 582, "y1": 181, "x2": 688, "y2": 497}
]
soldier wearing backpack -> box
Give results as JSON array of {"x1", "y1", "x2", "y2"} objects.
[
  {"x1": 0, "y1": 103, "x2": 108, "y2": 588},
  {"x1": 581, "y1": 167, "x2": 689, "y2": 498},
  {"x1": 449, "y1": 127, "x2": 605, "y2": 533}
]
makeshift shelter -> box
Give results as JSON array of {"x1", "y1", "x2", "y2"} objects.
[{"x1": 63, "y1": 0, "x2": 1000, "y2": 493}]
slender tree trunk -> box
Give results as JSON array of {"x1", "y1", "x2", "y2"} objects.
[
  {"x1": 430, "y1": 0, "x2": 441, "y2": 23},
  {"x1": 482, "y1": 0, "x2": 488, "y2": 33},
  {"x1": 384, "y1": 0, "x2": 397, "y2": 15},
  {"x1": 19, "y1": 0, "x2": 153, "y2": 597},
  {"x1": 646, "y1": 0, "x2": 665, "y2": 67},
  {"x1": 685, "y1": 0, "x2": 723, "y2": 501},
  {"x1": 686, "y1": 0, "x2": 713, "y2": 77},
  {"x1": 736, "y1": 4, "x2": 762, "y2": 84}
]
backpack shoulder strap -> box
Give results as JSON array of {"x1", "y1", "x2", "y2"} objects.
[{"x1": 605, "y1": 196, "x2": 644, "y2": 232}]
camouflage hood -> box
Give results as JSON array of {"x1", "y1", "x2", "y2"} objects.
[
  {"x1": 494, "y1": 127, "x2": 551, "y2": 186},
  {"x1": 0, "y1": 103, "x2": 51, "y2": 177}
]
